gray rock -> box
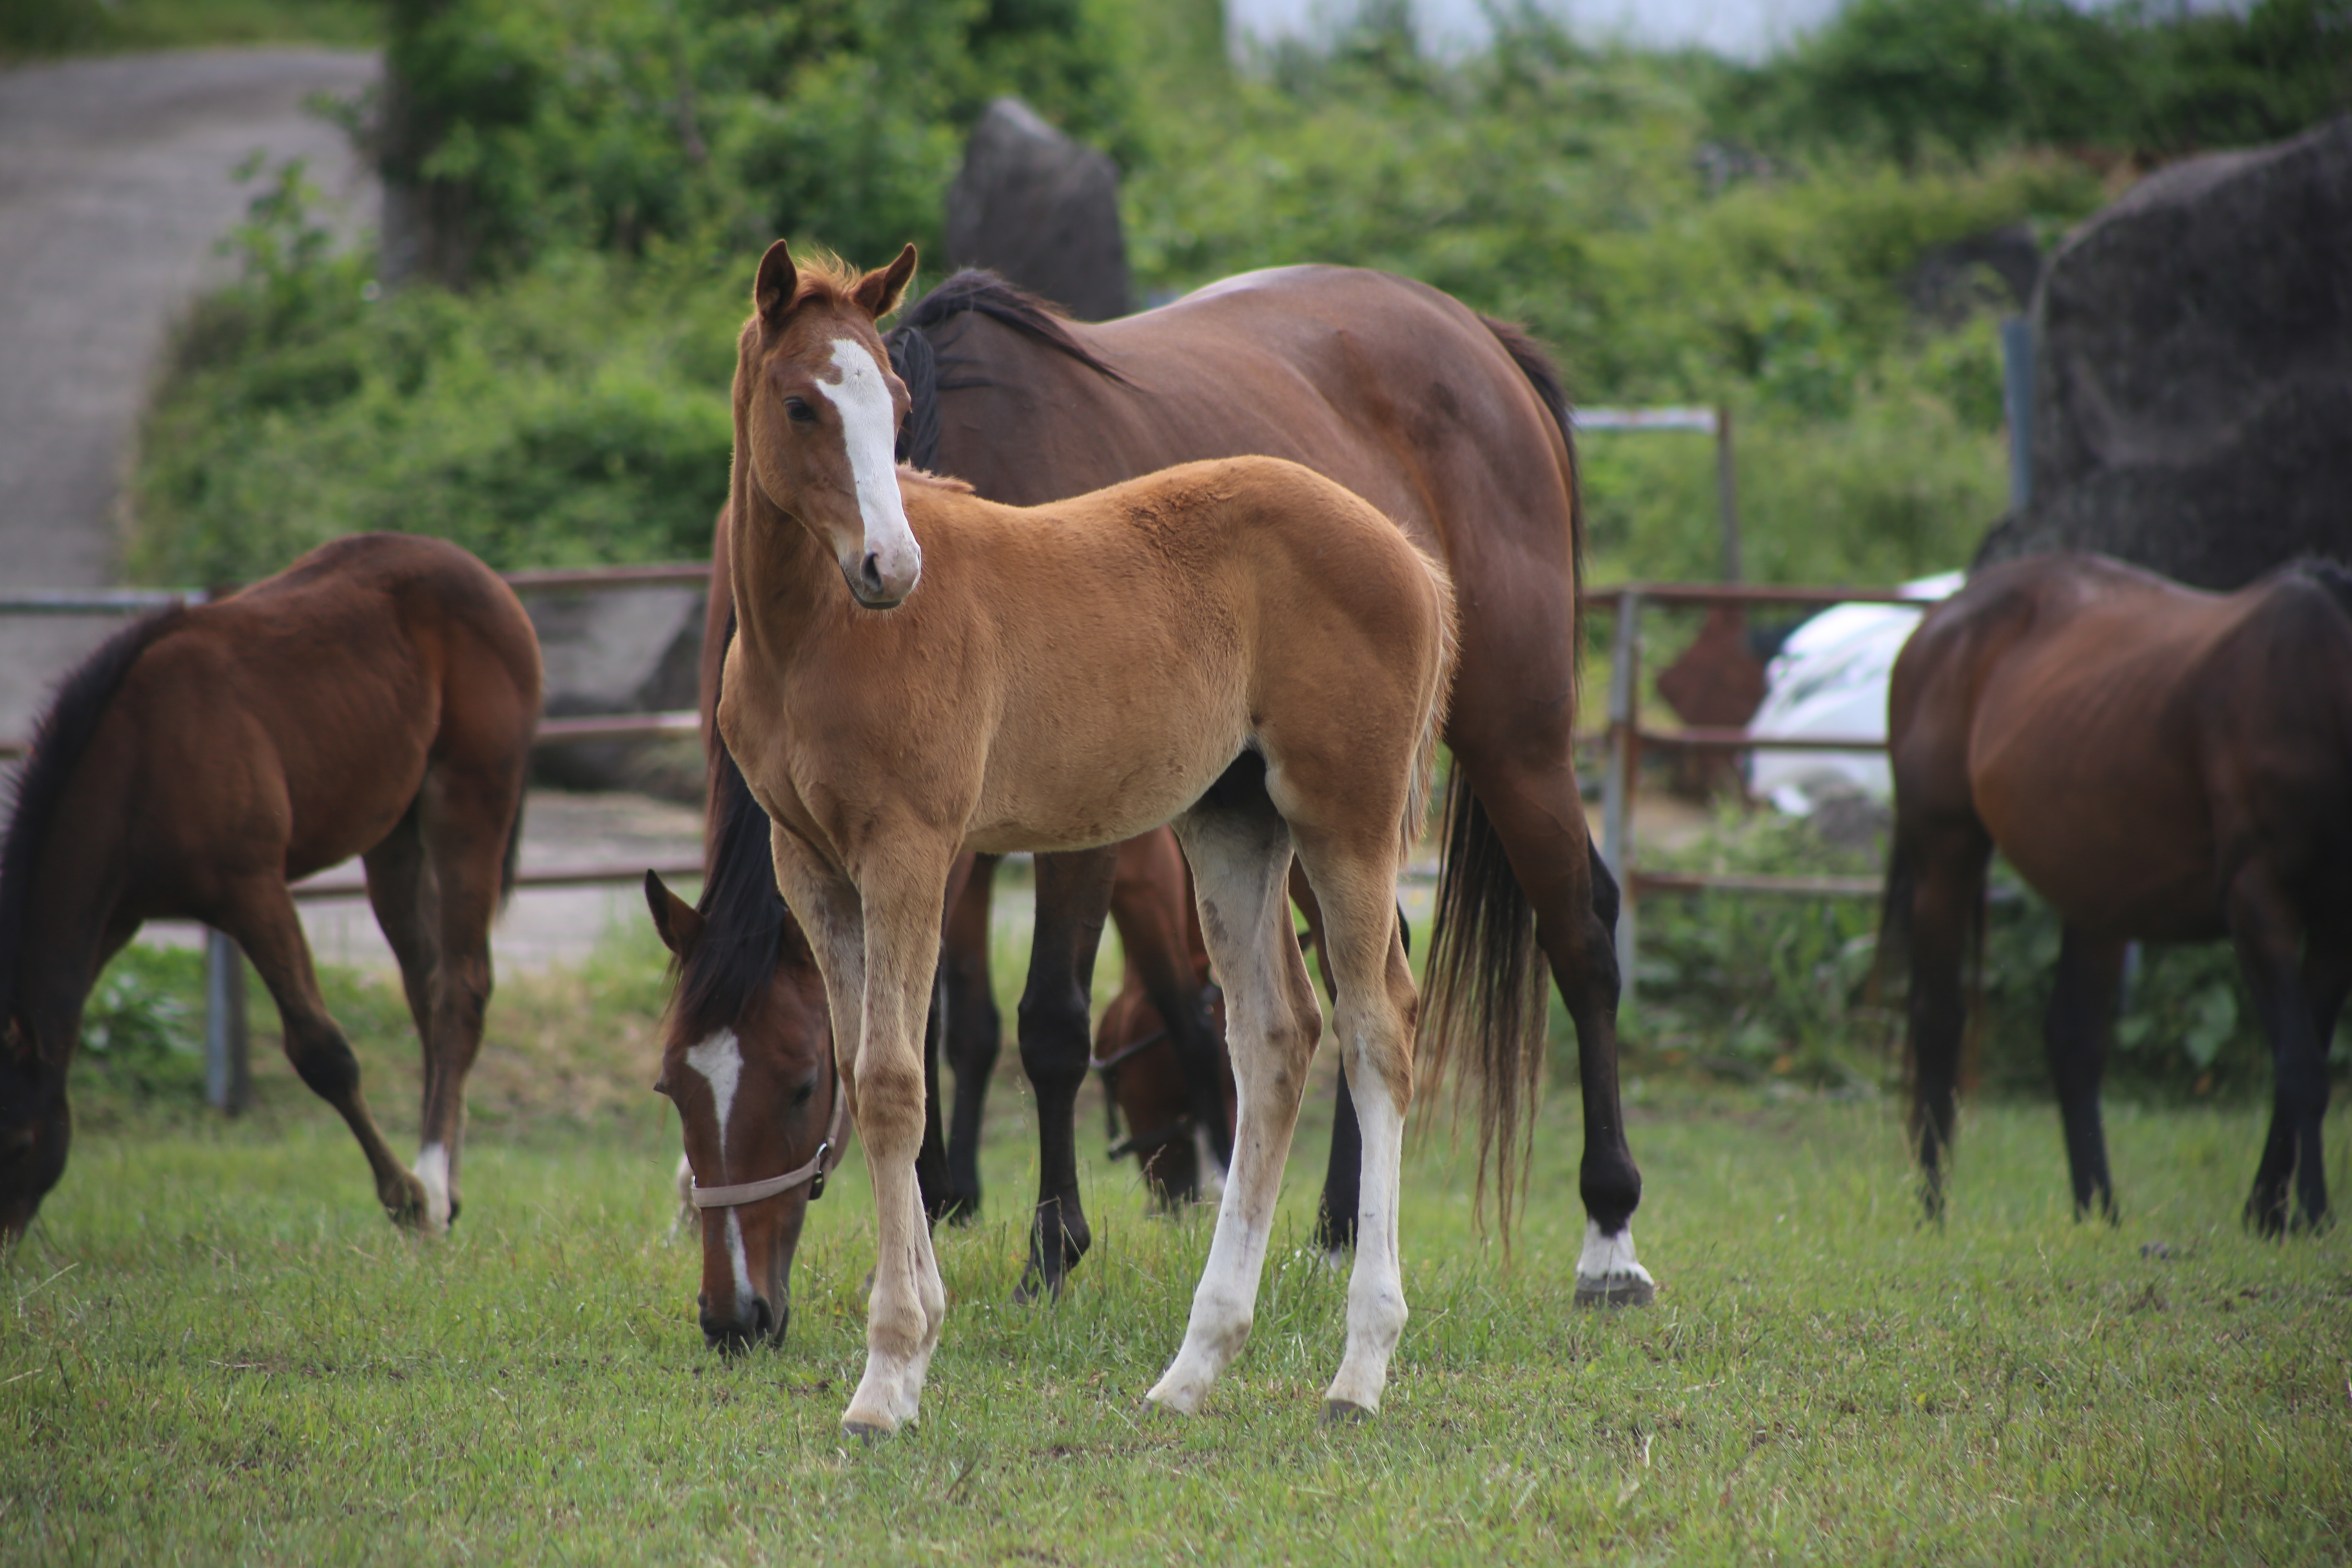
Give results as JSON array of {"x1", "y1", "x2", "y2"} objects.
[
  {"x1": 945, "y1": 98, "x2": 1130, "y2": 321},
  {"x1": 1977, "y1": 116, "x2": 2352, "y2": 589},
  {"x1": 519, "y1": 585, "x2": 704, "y2": 802}
]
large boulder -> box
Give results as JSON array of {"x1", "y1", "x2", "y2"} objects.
[
  {"x1": 1976, "y1": 115, "x2": 2352, "y2": 588},
  {"x1": 945, "y1": 97, "x2": 1131, "y2": 321},
  {"x1": 520, "y1": 584, "x2": 704, "y2": 802}
]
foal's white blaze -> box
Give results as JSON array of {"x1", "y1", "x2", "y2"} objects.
[
  {"x1": 725, "y1": 1209, "x2": 755, "y2": 1310},
  {"x1": 1575, "y1": 1219, "x2": 1654, "y2": 1292},
  {"x1": 818, "y1": 337, "x2": 920, "y2": 601},
  {"x1": 415, "y1": 1142, "x2": 451, "y2": 1228}
]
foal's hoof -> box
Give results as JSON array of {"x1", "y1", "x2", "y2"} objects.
[
  {"x1": 1321, "y1": 1399, "x2": 1374, "y2": 1427},
  {"x1": 841, "y1": 1417, "x2": 897, "y2": 1445},
  {"x1": 1574, "y1": 1273, "x2": 1656, "y2": 1309}
]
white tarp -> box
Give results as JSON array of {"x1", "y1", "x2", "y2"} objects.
[{"x1": 1746, "y1": 571, "x2": 1963, "y2": 815}]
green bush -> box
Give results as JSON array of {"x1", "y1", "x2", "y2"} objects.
[
  {"x1": 1622, "y1": 806, "x2": 2345, "y2": 1098},
  {"x1": 72, "y1": 947, "x2": 207, "y2": 1105}
]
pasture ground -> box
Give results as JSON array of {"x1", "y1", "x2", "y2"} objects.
[{"x1": 6, "y1": 915, "x2": 2350, "y2": 1564}]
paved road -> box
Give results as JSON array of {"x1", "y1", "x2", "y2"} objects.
[
  {"x1": 0, "y1": 49, "x2": 707, "y2": 974},
  {"x1": 0, "y1": 47, "x2": 377, "y2": 737}
]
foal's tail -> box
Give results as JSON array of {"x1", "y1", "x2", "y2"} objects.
[
  {"x1": 1402, "y1": 548, "x2": 1460, "y2": 862},
  {"x1": 1417, "y1": 768, "x2": 1550, "y2": 1238}
]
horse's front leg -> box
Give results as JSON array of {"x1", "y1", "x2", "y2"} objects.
[
  {"x1": 768, "y1": 829, "x2": 952, "y2": 1435},
  {"x1": 2230, "y1": 864, "x2": 2331, "y2": 1235}
]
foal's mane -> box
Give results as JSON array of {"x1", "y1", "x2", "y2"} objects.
[
  {"x1": 0, "y1": 605, "x2": 190, "y2": 1030},
  {"x1": 885, "y1": 270, "x2": 1127, "y2": 470},
  {"x1": 671, "y1": 610, "x2": 807, "y2": 1040}
]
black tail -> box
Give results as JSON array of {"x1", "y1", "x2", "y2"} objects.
[{"x1": 1417, "y1": 766, "x2": 1550, "y2": 1237}]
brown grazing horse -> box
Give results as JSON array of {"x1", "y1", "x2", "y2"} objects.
[
  {"x1": 1091, "y1": 828, "x2": 1236, "y2": 1209},
  {"x1": 718, "y1": 241, "x2": 1454, "y2": 1436},
  {"x1": 0, "y1": 534, "x2": 541, "y2": 1238},
  {"x1": 662, "y1": 252, "x2": 1650, "y2": 1316},
  {"x1": 1884, "y1": 552, "x2": 2352, "y2": 1231}
]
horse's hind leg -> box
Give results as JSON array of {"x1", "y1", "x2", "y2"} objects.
[
  {"x1": 224, "y1": 878, "x2": 428, "y2": 1227},
  {"x1": 1448, "y1": 746, "x2": 1651, "y2": 1303},
  {"x1": 399, "y1": 761, "x2": 522, "y2": 1231},
  {"x1": 1148, "y1": 783, "x2": 1322, "y2": 1417},
  {"x1": 1013, "y1": 846, "x2": 1120, "y2": 1303},
  {"x1": 2232, "y1": 864, "x2": 2333, "y2": 1235},
  {"x1": 2045, "y1": 927, "x2": 2126, "y2": 1221},
  {"x1": 1902, "y1": 817, "x2": 1991, "y2": 1221},
  {"x1": 1291, "y1": 832, "x2": 1421, "y2": 1421}
]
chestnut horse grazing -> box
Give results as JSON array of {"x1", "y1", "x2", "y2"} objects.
[
  {"x1": 1885, "y1": 552, "x2": 2352, "y2": 1231},
  {"x1": 1091, "y1": 828, "x2": 1236, "y2": 1209},
  {"x1": 0, "y1": 534, "x2": 540, "y2": 1239},
  {"x1": 721, "y1": 242, "x2": 1454, "y2": 1435}
]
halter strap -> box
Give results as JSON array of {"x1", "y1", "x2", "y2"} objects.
[{"x1": 688, "y1": 1071, "x2": 851, "y2": 1209}]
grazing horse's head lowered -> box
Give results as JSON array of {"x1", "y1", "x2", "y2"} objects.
[
  {"x1": 739, "y1": 239, "x2": 921, "y2": 610},
  {"x1": 647, "y1": 837, "x2": 840, "y2": 1350}
]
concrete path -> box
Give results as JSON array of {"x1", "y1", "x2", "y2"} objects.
[
  {"x1": 0, "y1": 49, "x2": 708, "y2": 974},
  {"x1": 0, "y1": 47, "x2": 377, "y2": 737}
]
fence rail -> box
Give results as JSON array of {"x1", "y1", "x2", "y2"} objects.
[
  {"x1": 5, "y1": 560, "x2": 1937, "y2": 1080},
  {"x1": 1584, "y1": 579, "x2": 1946, "y2": 1016}
]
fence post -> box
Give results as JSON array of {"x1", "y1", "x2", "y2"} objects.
[
  {"x1": 1601, "y1": 592, "x2": 1643, "y2": 1015},
  {"x1": 1714, "y1": 405, "x2": 1742, "y2": 584},
  {"x1": 203, "y1": 929, "x2": 249, "y2": 1114}
]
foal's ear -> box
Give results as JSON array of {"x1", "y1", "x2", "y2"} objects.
[
  {"x1": 854, "y1": 244, "x2": 918, "y2": 321},
  {"x1": 644, "y1": 870, "x2": 704, "y2": 957},
  {"x1": 754, "y1": 239, "x2": 799, "y2": 332}
]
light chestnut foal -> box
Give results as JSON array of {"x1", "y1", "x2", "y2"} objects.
[{"x1": 717, "y1": 241, "x2": 1457, "y2": 1437}]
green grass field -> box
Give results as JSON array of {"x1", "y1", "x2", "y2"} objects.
[{"x1": 8, "y1": 944, "x2": 2351, "y2": 1566}]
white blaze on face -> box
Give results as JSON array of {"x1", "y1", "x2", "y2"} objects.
[
  {"x1": 817, "y1": 336, "x2": 920, "y2": 600},
  {"x1": 683, "y1": 1031, "x2": 757, "y2": 1310}
]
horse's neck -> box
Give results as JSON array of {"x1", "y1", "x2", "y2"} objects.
[{"x1": 726, "y1": 492, "x2": 840, "y2": 668}]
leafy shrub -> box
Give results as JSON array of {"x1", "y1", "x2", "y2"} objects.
[{"x1": 73, "y1": 947, "x2": 207, "y2": 1103}]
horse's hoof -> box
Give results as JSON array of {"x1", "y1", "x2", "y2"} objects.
[
  {"x1": 384, "y1": 1174, "x2": 435, "y2": 1232},
  {"x1": 1321, "y1": 1399, "x2": 1374, "y2": 1427},
  {"x1": 1574, "y1": 1273, "x2": 1655, "y2": 1309},
  {"x1": 841, "y1": 1418, "x2": 896, "y2": 1445}
]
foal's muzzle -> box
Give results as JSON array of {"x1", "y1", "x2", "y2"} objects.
[{"x1": 842, "y1": 546, "x2": 919, "y2": 610}]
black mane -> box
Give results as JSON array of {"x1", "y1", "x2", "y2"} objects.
[
  {"x1": 886, "y1": 269, "x2": 1126, "y2": 470},
  {"x1": 2291, "y1": 554, "x2": 2352, "y2": 620},
  {"x1": 671, "y1": 612, "x2": 804, "y2": 1039},
  {"x1": 0, "y1": 604, "x2": 191, "y2": 1031}
]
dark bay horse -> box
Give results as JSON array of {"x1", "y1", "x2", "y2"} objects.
[
  {"x1": 658, "y1": 256, "x2": 1648, "y2": 1315},
  {"x1": 720, "y1": 241, "x2": 1455, "y2": 1434},
  {"x1": 1884, "y1": 552, "x2": 2352, "y2": 1231},
  {"x1": 0, "y1": 534, "x2": 541, "y2": 1238}
]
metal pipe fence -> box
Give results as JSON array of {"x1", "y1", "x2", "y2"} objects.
[
  {"x1": 7, "y1": 562, "x2": 1940, "y2": 1089},
  {"x1": 1579, "y1": 581, "x2": 1946, "y2": 1016}
]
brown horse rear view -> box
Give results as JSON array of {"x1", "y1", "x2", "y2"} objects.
[
  {"x1": 0, "y1": 534, "x2": 541, "y2": 1238},
  {"x1": 1884, "y1": 552, "x2": 2352, "y2": 1230}
]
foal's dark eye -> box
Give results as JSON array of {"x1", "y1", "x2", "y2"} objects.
[
  {"x1": 784, "y1": 397, "x2": 817, "y2": 425},
  {"x1": 791, "y1": 1079, "x2": 816, "y2": 1107}
]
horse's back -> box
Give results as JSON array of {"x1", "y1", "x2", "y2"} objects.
[
  {"x1": 927, "y1": 267, "x2": 1573, "y2": 717},
  {"x1": 1893, "y1": 552, "x2": 2352, "y2": 934},
  {"x1": 100, "y1": 534, "x2": 538, "y2": 889}
]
